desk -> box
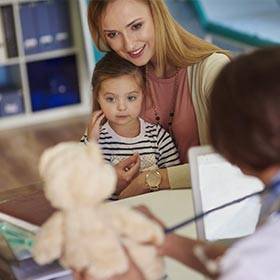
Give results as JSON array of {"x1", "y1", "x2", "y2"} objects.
[
  {"x1": 115, "y1": 190, "x2": 204, "y2": 280},
  {"x1": 0, "y1": 187, "x2": 204, "y2": 279}
]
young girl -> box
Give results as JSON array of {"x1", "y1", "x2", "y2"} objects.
[
  {"x1": 86, "y1": 0, "x2": 231, "y2": 198},
  {"x1": 82, "y1": 52, "x2": 180, "y2": 193}
]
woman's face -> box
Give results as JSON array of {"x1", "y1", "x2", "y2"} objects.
[{"x1": 101, "y1": 0, "x2": 155, "y2": 66}]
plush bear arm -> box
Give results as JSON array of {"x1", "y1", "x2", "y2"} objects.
[
  {"x1": 102, "y1": 205, "x2": 164, "y2": 245},
  {"x1": 32, "y1": 212, "x2": 63, "y2": 264}
]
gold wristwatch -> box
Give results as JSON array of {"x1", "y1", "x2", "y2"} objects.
[{"x1": 145, "y1": 170, "x2": 161, "y2": 191}]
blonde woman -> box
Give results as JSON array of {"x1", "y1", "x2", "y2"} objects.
[{"x1": 86, "y1": 0, "x2": 230, "y2": 198}]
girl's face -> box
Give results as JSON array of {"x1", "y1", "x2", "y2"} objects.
[
  {"x1": 98, "y1": 75, "x2": 143, "y2": 128},
  {"x1": 102, "y1": 0, "x2": 155, "y2": 66}
]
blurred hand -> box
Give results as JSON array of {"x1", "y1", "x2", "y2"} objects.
[
  {"x1": 134, "y1": 205, "x2": 165, "y2": 229},
  {"x1": 115, "y1": 154, "x2": 140, "y2": 194},
  {"x1": 134, "y1": 205, "x2": 167, "y2": 257},
  {"x1": 87, "y1": 110, "x2": 105, "y2": 141}
]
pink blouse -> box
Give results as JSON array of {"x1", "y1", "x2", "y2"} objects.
[{"x1": 140, "y1": 68, "x2": 199, "y2": 163}]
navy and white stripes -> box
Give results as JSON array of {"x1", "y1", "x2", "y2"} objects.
[{"x1": 98, "y1": 118, "x2": 180, "y2": 171}]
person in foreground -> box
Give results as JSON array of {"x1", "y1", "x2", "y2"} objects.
[
  {"x1": 82, "y1": 52, "x2": 180, "y2": 195},
  {"x1": 75, "y1": 47, "x2": 280, "y2": 279},
  {"x1": 86, "y1": 0, "x2": 230, "y2": 197}
]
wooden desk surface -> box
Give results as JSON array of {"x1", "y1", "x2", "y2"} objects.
[{"x1": 0, "y1": 183, "x2": 55, "y2": 226}]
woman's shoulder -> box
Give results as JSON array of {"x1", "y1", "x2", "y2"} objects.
[
  {"x1": 187, "y1": 52, "x2": 230, "y2": 90},
  {"x1": 204, "y1": 52, "x2": 230, "y2": 64},
  {"x1": 191, "y1": 52, "x2": 230, "y2": 73}
]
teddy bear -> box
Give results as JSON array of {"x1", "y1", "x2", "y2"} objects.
[{"x1": 32, "y1": 141, "x2": 165, "y2": 280}]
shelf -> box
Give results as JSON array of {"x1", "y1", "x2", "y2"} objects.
[
  {"x1": 0, "y1": 0, "x2": 92, "y2": 130},
  {"x1": 23, "y1": 48, "x2": 77, "y2": 63},
  {"x1": 0, "y1": 57, "x2": 21, "y2": 66}
]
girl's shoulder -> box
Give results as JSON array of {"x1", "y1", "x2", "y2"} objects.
[
  {"x1": 140, "y1": 118, "x2": 166, "y2": 135},
  {"x1": 140, "y1": 118, "x2": 157, "y2": 131}
]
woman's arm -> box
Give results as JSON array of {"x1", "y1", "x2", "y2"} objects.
[
  {"x1": 189, "y1": 53, "x2": 230, "y2": 145},
  {"x1": 119, "y1": 168, "x2": 170, "y2": 199},
  {"x1": 118, "y1": 163, "x2": 190, "y2": 199}
]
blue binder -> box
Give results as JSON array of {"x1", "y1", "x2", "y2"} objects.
[
  {"x1": 19, "y1": 3, "x2": 39, "y2": 55},
  {"x1": 49, "y1": 0, "x2": 72, "y2": 50},
  {"x1": 0, "y1": 88, "x2": 24, "y2": 117},
  {"x1": 34, "y1": 1, "x2": 55, "y2": 52}
]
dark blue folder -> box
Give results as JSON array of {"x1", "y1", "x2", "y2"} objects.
[
  {"x1": 49, "y1": 0, "x2": 72, "y2": 50},
  {"x1": 19, "y1": 3, "x2": 39, "y2": 55},
  {"x1": 34, "y1": 1, "x2": 55, "y2": 52}
]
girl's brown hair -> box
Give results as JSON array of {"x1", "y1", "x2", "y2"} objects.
[
  {"x1": 88, "y1": 0, "x2": 230, "y2": 76},
  {"x1": 91, "y1": 51, "x2": 144, "y2": 112},
  {"x1": 209, "y1": 47, "x2": 280, "y2": 171}
]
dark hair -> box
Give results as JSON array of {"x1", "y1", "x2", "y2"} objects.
[
  {"x1": 91, "y1": 52, "x2": 144, "y2": 111},
  {"x1": 209, "y1": 47, "x2": 280, "y2": 171}
]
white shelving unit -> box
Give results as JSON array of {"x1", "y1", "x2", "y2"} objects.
[{"x1": 0, "y1": 0, "x2": 93, "y2": 130}]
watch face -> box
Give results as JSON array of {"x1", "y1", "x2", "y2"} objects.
[{"x1": 146, "y1": 170, "x2": 161, "y2": 189}]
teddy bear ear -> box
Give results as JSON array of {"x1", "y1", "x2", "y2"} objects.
[
  {"x1": 39, "y1": 142, "x2": 81, "y2": 179},
  {"x1": 39, "y1": 143, "x2": 66, "y2": 178}
]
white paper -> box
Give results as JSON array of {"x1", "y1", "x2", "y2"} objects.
[{"x1": 197, "y1": 154, "x2": 264, "y2": 240}]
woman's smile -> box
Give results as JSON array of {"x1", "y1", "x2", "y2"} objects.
[{"x1": 128, "y1": 45, "x2": 146, "y2": 59}]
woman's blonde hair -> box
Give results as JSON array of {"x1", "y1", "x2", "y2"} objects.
[{"x1": 88, "y1": 0, "x2": 229, "y2": 75}]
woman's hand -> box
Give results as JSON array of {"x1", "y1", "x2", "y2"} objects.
[
  {"x1": 115, "y1": 154, "x2": 140, "y2": 194},
  {"x1": 87, "y1": 110, "x2": 105, "y2": 141}
]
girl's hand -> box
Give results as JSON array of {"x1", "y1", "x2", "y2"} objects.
[
  {"x1": 119, "y1": 172, "x2": 147, "y2": 199},
  {"x1": 87, "y1": 110, "x2": 105, "y2": 141},
  {"x1": 115, "y1": 154, "x2": 140, "y2": 194}
]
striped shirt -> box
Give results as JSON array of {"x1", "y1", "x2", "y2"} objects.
[{"x1": 98, "y1": 118, "x2": 180, "y2": 171}]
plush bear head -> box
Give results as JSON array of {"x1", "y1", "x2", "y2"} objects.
[{"x1": 39, "y1": 141, "x2": 116, "y2": 210}]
